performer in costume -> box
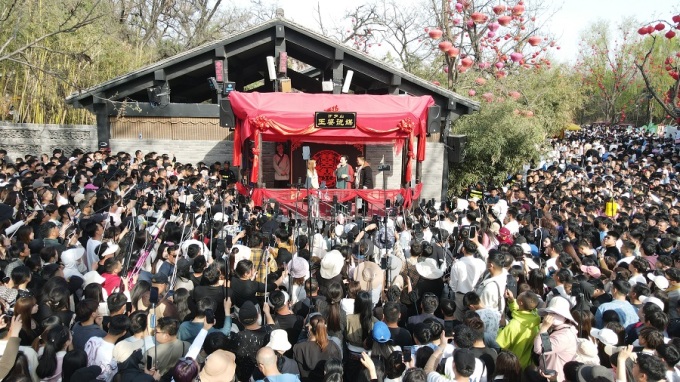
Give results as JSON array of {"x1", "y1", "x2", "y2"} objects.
[
  {"x1": 335, "y1": 155, "x2": 354, "y2": 189},
  {"x1": 306, "y1": 159, "x2": 319, "y2": 217},
  {"x1": 273, "y1": 143, "x2": 290, "y2": 188}
]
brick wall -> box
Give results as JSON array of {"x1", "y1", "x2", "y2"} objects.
[
  {"x1": 365, "y1": 144, "x2": 404, "y2": 190},
  {"x1": 0, "y1": 122, "x2": 97, "y2": 160},
  {"x1": 110, "y1": 139, "x2": 234, "y2": 166},
  {"x1": 417, "y1": 141, "x2": 446, "y2": 202}
]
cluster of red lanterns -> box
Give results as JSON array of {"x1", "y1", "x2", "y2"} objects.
[
  {"x1": 428, "y1": 0, "x2": 551, "y2": 76},
  {"x1": 638, "y1": 16, "x2": 679, "y2": 39}
]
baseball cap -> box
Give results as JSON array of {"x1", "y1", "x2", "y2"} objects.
[
  {"x1": 239, "y1": 301, "x2": 259, "y2": 322},
  {"x1": 372, "y1": 321, "x2": 391, "y2": 343}
]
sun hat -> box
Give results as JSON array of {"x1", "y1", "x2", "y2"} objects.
[
  {"x1": 415, "y1": 258, "x2": 444, "y2": 280},
  {"x1": 647, "y1": 273, "x2": 669, "y2": 290},
  {"x1": 289, "y1": 257, "x2": 310, "y2": 279},
  {"x1": 538, "y1": 296, "x2": 577, "y2": 325},
  {"x1": 580, "y1": 265, "x2": 602, "y2": 279},
  {"x1": 232, "y1": 244, "x2": 251, "y2": 264},
  {"x1": 198, "y1": 350, "x2": 236, "y2": 382},
  {"x1": 357, "y1": 260, "x2": 384, "y2": 291},
  {"x1": 82, "y1": 271, "x2": 105, "y2": 287},
  {"x1": 266, "y1": 329, "x2": 292, "y2": 352},
  {"x1": 320, "y1": 250, "x2": 344, "y2": 279},
  {"x1": 576, "y1": 365, "x2": 614, "y2": 382},
  {"x1": 639, "y1": 295, "x2": 665, "y2": 311},
  {"x1": 60, "y1": 247, "x2": 85, "y2": 264},
  {"x1": 590, "y1": 328, "x2": 619, "y2": 346}
]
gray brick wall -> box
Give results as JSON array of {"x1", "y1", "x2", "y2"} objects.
[
  {"x1": 0, "y1": 122, "x2": 97, "y2": 160},
  {"x1": 417, "y1": 141, "x2": 445, "y2": 202},
  {"x1": 110, "y1": 139, "x2": 234, "y2": 166},
  {"x1": 365, "y1": 144, "x2": 403, "y2": 190}
]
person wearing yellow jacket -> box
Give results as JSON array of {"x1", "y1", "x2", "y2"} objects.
[{"x1": 496, "y1": 289, "x2": 540, "y2": 369}]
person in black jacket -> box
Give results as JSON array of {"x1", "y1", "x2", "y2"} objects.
[{"x1": 356, "y1": 157, "x2": 373, "y2": 189}]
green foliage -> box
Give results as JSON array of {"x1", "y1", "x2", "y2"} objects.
[
  {"x1": 575, "y1": 19, "x2": 645, "y2": 124},
  {"x1": 448, "y1": 66, "x2": 584, "y2": 195}
]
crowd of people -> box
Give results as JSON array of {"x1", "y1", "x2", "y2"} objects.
[{"x1": 0, "y1": 124, "x2": 679, "y2": 382}]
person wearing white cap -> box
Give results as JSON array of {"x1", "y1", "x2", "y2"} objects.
[
  {"x1": 285, "y1": 257, "x2": 309, "y2": 305},
  {"x1": 534, "y1": 297, "x2": 578, "y2": 382},
  {"x1": 62, "y1": 247, "x2": 86, "y2": 281},
  {"x1": 259, "y1": 329, "x2": 299, "y2": 376}
]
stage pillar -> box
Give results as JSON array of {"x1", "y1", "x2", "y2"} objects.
[
  {"x1": 257, "y1": 134, "x2": 263, "y2": 187},
  {"x1": 402, "y1": 137, "x2": 410, "y2": 187},
  {"x1": 415, "y1": 137, "x2": 422, "y2": 184}
]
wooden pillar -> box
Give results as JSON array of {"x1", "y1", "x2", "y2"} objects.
[
  {"x1": 332, "y1": 49, "x2": 344, "y2": 94},
  {"x1": 402, "y1": 137, "x2": 410, "y2": 188},
  {"x1": 415, "y1": 136, "x2": 423, "y2": 185},
  {"x1": 93, "y1": 98, "x2": 109, "y2": 145},
  {"x1": 257, "y1": 133, "x2": 263, "y2": 187}
]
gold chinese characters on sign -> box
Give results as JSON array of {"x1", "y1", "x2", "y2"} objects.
[{"x1": 314, "y1": 112, "x2": 357, "y2": 129}]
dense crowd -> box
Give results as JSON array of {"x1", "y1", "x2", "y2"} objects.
[{"x1": 0, "y1": 124, "x2": 679, "y2": 382}]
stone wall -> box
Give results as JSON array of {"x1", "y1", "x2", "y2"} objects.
[
  {"x1": 0, "y1": 122, "x2": 98, "y2": 160},
  {"x1": 417, "y1": 141, "x2": 446, "y2": 202},
  {"x1": 0, "y1": 121, "x2": 445, "y2": 201}
]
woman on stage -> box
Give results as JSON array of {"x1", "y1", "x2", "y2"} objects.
[{"x1": 306, "y1": 160, "x2": 320, "y2": 217}]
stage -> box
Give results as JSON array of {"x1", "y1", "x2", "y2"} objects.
[{"x1": 236, "y1": 183, "x2": 423, "y2": 219}]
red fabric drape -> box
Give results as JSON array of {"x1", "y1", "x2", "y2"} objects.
[{"x1": 241, "y1": 184, "x2": 423, "y2": 213}]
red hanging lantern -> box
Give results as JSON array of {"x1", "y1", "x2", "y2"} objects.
[
  {"x1": 468, "y1": 89, "x2": 476, "y2": 96},
  {"x1": 509, "y1": 91, "x2": 521, "y2": 100},
  {"x1": 510, "y1": 52, "x2": 523, "y2": 62},
  {"x1": 528, "y1": 36, "x2": 542, "y2": 46},
  {"x1": 498, "y1": 15, "x2": 512, "y2": 26},
  {"x1": 488, "y1": 22, "x2": 500, "y2": 32},
  {"x1": 673, "y1": 15, "x2": 680, "y2": 23},
  {"x1": 482, "y1": 92, "x2": 494, "y2": 102},
  {"x1": 475, "y1": 77, "x2": 486, "y2": 85},
  {"x1": 461, "y1": 56, "x2": 474, "y2": 67},
  {"x1": 655, "y1": 23, "x2": 666, "y2": 31},
  {"x1": 512, "y1": 4, "x2": 525, "y2": 16},
  {"x1": 492, "y1": 5, "x2": 506, "y2": 15},
  {"x1": 447, "y1": 47, "x2": 460, "y2": 57},
  {"x1": 428, "y1": 28, "x2": 443, "y2": 39},
  {"x1": 471, "y1": 12, "x2": 488, "y2": 24},
  {"x1": 438, "y1": 41, "x2": 453, "y2": 51},
  {"x1": 666, "y1": 30, "x2": 676, "y2": 39}
]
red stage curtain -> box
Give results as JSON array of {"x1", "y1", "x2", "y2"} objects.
[{"x1": 237, "y1": 184, "x2": 423, "y2": 214}]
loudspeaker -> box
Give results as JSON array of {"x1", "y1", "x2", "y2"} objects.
[
  {"x1": 427, "y1": 105, "x2": 441, "y2": 134},
  {"x1": 219, "y1": 99, "x2": 235, "y2": 128},
  {"x1": 447, "y1": 135, "x2": 467, "y2": 163}
]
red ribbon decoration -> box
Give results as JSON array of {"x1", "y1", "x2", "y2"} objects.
[
  {"x1": 324, "y1": 105, "x2": 340, "y2": 112},
  {"x1": 398, "y1": 118, "x2": 416, "y2": 182},
  {"x1": 250, "y1": 116, "x2": 271, "y2": 183}
]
